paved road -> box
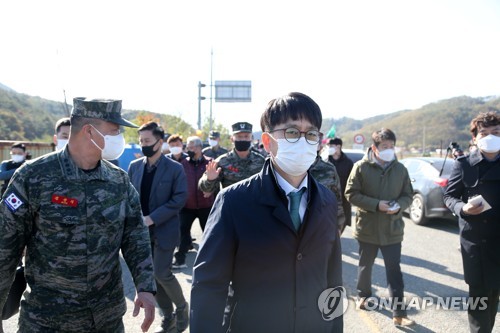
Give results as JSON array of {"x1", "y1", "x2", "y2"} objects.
[{"x1": 3, "y1": 214, "x2": 499, "y2": 332}]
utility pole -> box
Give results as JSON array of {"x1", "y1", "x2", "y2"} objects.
[
  {"x1": 197, "y1": 81, "x2": 206, "y2": 130},
  {"x1": 62, "y1": 89, "x2": 70, "y2": 117},
  {"x1": 422, "y1": 126, "x2": 426, "y2": 156},
  {"x1": 209, "y1": 48, "x2": 214, "y2": 131}
]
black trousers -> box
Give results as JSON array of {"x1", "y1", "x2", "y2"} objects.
[
  {"x1": 357, "y1": 241, "x2": 406, "y2": 317},
  {"x1": 174, "y1": 207, "x2": 211, "y2": 263},
  {"x1": 468, "y1": 285, "x2": 499, "y2": 333},
  {"x1": 152, "y1": 243, "x2": 186, "y2": 319}
]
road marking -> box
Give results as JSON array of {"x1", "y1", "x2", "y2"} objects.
[{"x1": 348, "y1": 297, "x2": 382, "y2": 333}]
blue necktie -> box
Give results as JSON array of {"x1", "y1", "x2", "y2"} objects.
[{"x1": 288, "y1": 188, "x2": 305, "y2": 231}]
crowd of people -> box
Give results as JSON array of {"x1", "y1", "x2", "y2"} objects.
[{"x1": 0, "y1": 94, "x2": 498, "y2": 333}]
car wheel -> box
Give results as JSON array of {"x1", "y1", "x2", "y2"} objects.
[{"x1": 409, "y1": 193, "x2": 429, "y2": 225}]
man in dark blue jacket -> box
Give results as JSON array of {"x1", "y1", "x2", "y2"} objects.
[
  {"x1": 444, "y1": 110, "x2": 500, "y2": 333},
  {"x1": 191, "y1": 92, "x2": 343, "y2": 333},
  {"x1": 0, "y1": 142, "x2": 27, "y2": 196}
]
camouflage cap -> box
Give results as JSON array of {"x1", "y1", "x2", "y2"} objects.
[
  {"x1": 209, "y1": 130, "x2": 220, "y2": 138},
  {"x1": 232, "y1": 122, "x2": 252, "y2": 134},
  {"x1": 71, "y1": 97, "x2": 138, "y2": 128}
]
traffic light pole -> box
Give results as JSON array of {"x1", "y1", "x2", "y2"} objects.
[{"x1": 197, "y1": 81, "x2": 206, "y2": 130}]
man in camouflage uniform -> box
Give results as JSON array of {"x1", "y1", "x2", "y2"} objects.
[
  {"x1": 202, "y1": 130, "x2": 228, "y2": 159},
  {"x1": 199, "y1": 122, "x2": 265, "y2": 193},
  {"x1": 0, "y1": 98, "x2": 156, "y2": 333},
  {"x1": 310, "y1": 138, "x2": 346, "y2": 229}
]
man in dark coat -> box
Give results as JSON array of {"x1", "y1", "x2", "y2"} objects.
[
  {"x1": 0, "y1": 142, "x2": 27, "y2": 196},
  {"x1": 173, "y1": 136, "x2": 215, "y2": 269},
  {"x1": 444, "y1": 110, "x2": 500, "y2": 333},
  {"x1": 191, "y1": 92, "x2": 343, "y2": 333},
  {"x1": 327, "y1": 137, "x2": 354, "y2": 233}
]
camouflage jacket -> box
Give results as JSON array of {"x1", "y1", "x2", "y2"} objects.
[
  {"x1": 309, "y1": 156, "x2": 346, "y2": 226},
  {"x1": 198, "y1": 149, "x2": 265, "y2": 192},
  {"x1": 0, "y1": 147, "x2": 155, "y2": 331},
  {"x1": 202, "y1": 145, "x2": 228, "y2": 159}
]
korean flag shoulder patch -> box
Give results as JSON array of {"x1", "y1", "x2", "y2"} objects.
[{"x1": 4, "y1": 192, "x2": 24, "y2": 212}]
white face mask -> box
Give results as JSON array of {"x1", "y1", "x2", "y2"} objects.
[
  {"x1": 56, "y1": 139, "x2": 68, "y2": 151},
  {"x1": 328, "y1": 146, "x2": 337, "y2": 156},
  {"x1": 476, "y1": 134, "x2": 500, "y2": 153},
  {"x1": 161, "y1": 142, "x2": 169, "y2": 152},
  {"x1": 272, "y1": 137, "x2": 318, "y2": 177},
  {"x1": 169, "y1": 146, "x2": 183, "y2": 155},
  {"x1": 208, "y1": 139, "x2": 218, "y2": 147},
  {"x1": 377, "y1": 148, "x2": 395, "y2": 162},
  {"x1": 11, "y1": 154, "x2": 25, "y2": 163},
  {"x1": 90, "y1": 125, "x2": 125, "y2": 160}
]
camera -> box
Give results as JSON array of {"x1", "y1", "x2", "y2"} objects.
[
  {"x1": 448, "y1": 142, "x2": 460, "y2": 151},
  {"x1": 447, "y1": 141, "x2": 464, "y2": 159}
]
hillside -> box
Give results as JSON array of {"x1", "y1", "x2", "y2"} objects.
[
  {"x1": 0, "y1": 86, "x2": 69, "y2": 141},
  {"x1": 1, "y1": 83, "x2": 498, "y2": 151},
  {"x1": 322, "y1": 96, "x2": 500, "y2": 152},
  {"x1": 0, "y1": 83, "x2": 224, "y2": 145}
]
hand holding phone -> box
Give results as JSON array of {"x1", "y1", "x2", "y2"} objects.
[{"x1": 387, "y1": 200, "x2": 400, "y2": 212}]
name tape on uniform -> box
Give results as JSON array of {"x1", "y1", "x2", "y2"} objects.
[{"x1": 52, "y1": 194, "x2": 78, "y2": 207}]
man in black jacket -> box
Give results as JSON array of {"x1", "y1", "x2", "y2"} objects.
[
  {"x1": 0, "y1": 142, "x2": 27, "y2": 196},
  {"x1": 327, "y1": 138, "x2": 354, "y2": 233},
  {"x1": 444, "y1": 110, "x2": 500, "y2": 333}
]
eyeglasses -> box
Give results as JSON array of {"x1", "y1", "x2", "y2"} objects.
[{"x1": 268, "y1": 127, "x2": 321, "y2": 145}]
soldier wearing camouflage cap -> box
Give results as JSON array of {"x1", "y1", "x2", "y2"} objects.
[
  {"x1": 0, "y1": 97, "x2": 156, "y2": 332},
  {"x1": 199, "y1": 122, "x2": 265, "y2": 193},
  {"x1": 202, "y1": 130, "x2": 228, "y2": 159}
]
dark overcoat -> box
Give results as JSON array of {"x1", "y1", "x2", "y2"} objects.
[
  {"x1": 191, "y1": 159, "x2": 343, "y2": 333},
  {"x1": 443, "y1": 149, "x2": 500, "y2": 288}
]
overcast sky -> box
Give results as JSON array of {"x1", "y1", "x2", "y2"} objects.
[{"x1": 1, "y1": 0, "x2": 499, "y2": 132}]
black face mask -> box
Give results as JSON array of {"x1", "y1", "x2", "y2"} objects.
[
  {"x1": 187, "y1": 150, "x2": 196, "y2": 159},
  {"x1": 141, "y1": 139, "x2": 159, "y2": 158},
  {"x1": 234, "y1": 140, "x2": 251, "y2": 152}
]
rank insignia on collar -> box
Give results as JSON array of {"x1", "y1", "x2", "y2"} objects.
[{"x1": 52, "y1": 194, "x2": 78, "y2": 207}]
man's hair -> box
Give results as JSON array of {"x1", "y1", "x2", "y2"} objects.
[
  {"x1": 138, "y1": 121, "x2": 165, "y2": 140},
  {"x1": 329, "y1": 138, "x2": 343, "y2": 146},
  {"x1": 55, "y1": 117, "x2": 71, "y2": 134},
  {"x1": 11, "y1": 142, "x2": 26, "y2": 151},
  {"x1": 167, "y1": 134, "x2": 183, "y2": 144},
  {"x1": 470, "y1": 110, "x2": 500, "y2": 137},
  {"x1": 371, "y1": 128, "x2": 396, "y2": 147},
  {"x1": 186, "y1": 136, "x2": 203, "y2": 148},
  {"x1": 70, "y1": 116, "x2": 103, "y2": 134},
  {"x1": 260, "y1": 92, "x2": 322, "y2": 132}
]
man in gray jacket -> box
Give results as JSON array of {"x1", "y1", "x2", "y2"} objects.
[{"x1": 128, "y1": 121, "x2": 189, "y2": 333}]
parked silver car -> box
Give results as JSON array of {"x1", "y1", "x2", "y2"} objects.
[
  {"x1": 342, "y1": 149, "x2": 365, "y2": 164},
  {"x1": 399, "y1": 157, "x2": 457, "y2": 225}
]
